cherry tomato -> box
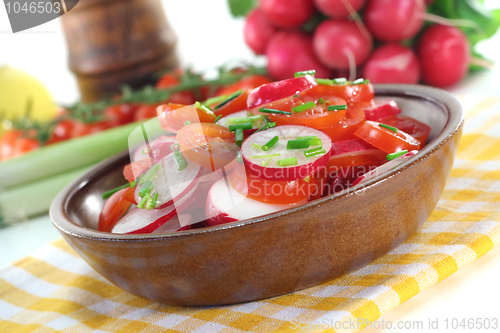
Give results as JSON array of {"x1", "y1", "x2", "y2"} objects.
[
  {"x1": 134, "y1": 103, "x2": 161, "y2": 122},
  {"x1": 176, "y1": 123, "x2": 238, "y2": 171},
  {"x1": 0, "y1": 130, "x2": 22, "y2": 160},
  {"x1": 261, "y1": 94, "x2": 347, "y2": 129},
  {"x1": 156, "y1": 71, "x2": 197, "y2": 105},
  {"x1": 319, "y1": 106, "x2": 366, "y2": 142},
  {"x1": 157, "y1": 103, "x2": 217, "y2": 133},
  {"x1": 379, "y1": 115, "x2": 431, "y2": 149},
  {"x1": 12, "y1": 137, "x2": 40, "y2": 158},
  {"x1": 229, "y1": 164, "x2": 319, "y2": 204},
  {"x1": 104, "y1": 103, "x2": 137, "y2": 125},
  {"x1": 98, "y1": 187, "x2": 136, "y2": 232},
  {"x1": 354, "y1": 120, "x2": 421, "y2": 153},
  {"x1": 303, "y1": 83, "x2": 374, "y2": 106},
  {"x1": 47, "y1": 119, "x2": 76, "y2": 144}
]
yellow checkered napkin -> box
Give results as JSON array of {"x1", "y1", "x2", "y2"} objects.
[{"x1": 1, "y1": 95, "x2": 500, "y2": 333}]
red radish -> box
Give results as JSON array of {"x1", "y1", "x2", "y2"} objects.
[
  {"x1": 112, "y1": 185, "x2": 199, "y2": 234},
  {"x1": 152, "y1": 214, "x2": 192, "y2": 233},
  {"x1": 327, "y1": 139, "x2": 386, "y2": 171},
  {"x1": 265, "y1": 32, "x2": 333, "y2": 81},
  {"x1": 205, "y1": 177, "x2": 307, "y2": 225},
  {"x1": 241, "y1": 125, "x2": 332, "y2": 181},
  {"x1": 244, "y1": 8, "x2": 277, "y2": 55},
  {"x1": 364, "y1": 0, "x2": 425, "y2": 42},
  {"x1": 312, "y1": 20, "x2": 373, "y2": 70},
  {"x1": 247, "y1": 73, "x2": 318, "y2": 109},
  {"x1": 314, "y1": 0, "x2": 367, "y2": 18},
  {"x1": 260, "y1": 0, "x2": 316, "y2": 28},
  {"x1": 132, "y1": 135, "x2": 177, "y2": 162},
  {"x1": 417, "y1": 25, "x2": 470, "y2": 87},
  {"x1": 134, "y1": 152, "x2": 203, "y2": 209},
  {"x1": 362, "y1": 99, "x2": 402, "y2": 121},
  {"x1": 327, "y1": 166, "x2": 367, "y2": 195},
  {"x1": 362, "y1": 44, "x2": 421, "y2": 84},
  {"x1": 352, "y1": 150, "x2": 418, "y2": 185}
]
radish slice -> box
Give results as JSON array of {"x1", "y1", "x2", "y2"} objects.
[
  {"x1": 112, "y1": 184, "x2": 198, "y2": 234},
  {"x1": 134, "y1": 152, "x2": 203, "y2": 209},
  {"x1": 241, "y1": 125, "x2": 332, "y2": 181},
  {"x1": 352, "y1": 150, "x2": 418, "y2": 186},
  {"x1": 205, "y1": 177, "x2": 307, "y2": 226},
  {"x1": 326, "y1": 166, "x2": 367, "y2": 195},
  {"x1": 247, "y1": 75, "x2": 317, "y2": 109},
  {"x1": 152, "y1": 214, "x2": 192, "y2": 233},
  {"x1": 362, "y1": 99, "x2": 401, "y2": 121},
  {"x1": 218, "y1": 110, "x2": 251, "y2": 127},
  {"x1": 327, "y1": 139, "x2": 386, "y2": 170},
  {"x1": 132, "y1": 135, "x2": 177, "y2": 162}
]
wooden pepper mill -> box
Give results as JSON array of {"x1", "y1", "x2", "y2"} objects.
[{"x1": 61, "y1": 0, "x2": 179, "y2": 102}]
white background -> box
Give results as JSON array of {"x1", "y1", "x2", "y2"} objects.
[{"x1": 1, "y1": 1, "x2": 500, "y2": 332}]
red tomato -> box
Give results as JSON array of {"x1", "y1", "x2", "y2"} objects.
[
  {"x1": 104, "y1": 103, "x2": 137, "y2": 125},
  {"x1": 213, "y1": 91, "x2": 250, "y2": 118},
  {"x1": 320, "y1": 106, "x2": 366, "y2": 142},
  {"x1": 134, "y1": 104, "x2": 161, "y2": 122},
  {"x1": 261, "y1": 94, "x2": 347, "y2": 129},
  {"x1": 379, "y1": 115, "x2": 431, "y2": 149},
  {"x1": 229, "y1": 164, "x2": 318, "y2": 204},
  {"x1": 0, "y1": 130, "x2": 40, "y2": 160},
  {"x1": 354, "y1": 120, "x2": 421, "y2": 153},
  {"x1": 98, "y1": 187, "x2": 136, "y2": 232},
  {"x1": 156, "y1": 71, "x2": 197, "y2": 105},
  {"x1": 157, "y1": 103, "x2": 216, "y2": 133},
  {"x1": 303, "y1": 83, "x2": 374, "y2": 106},
  {"x1": 0, "y1": 130, "x2": 22, "y2": 160},
  {"x1": 12, "y1": 137, "x2": 40, "y2": 158},
  {"x1": 71, "y1": 120, "x2": 117, "y2": 138},
  {"x1": 47, "y1": 120, "x2": 76, "y2": 144},
  {"x1": 176, "y1": 123, "x2": 238, "y2": 171}
]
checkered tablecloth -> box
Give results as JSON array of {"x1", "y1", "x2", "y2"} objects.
[{"x1": 1, "y1": 95, "x2": 500, "y2": 333}]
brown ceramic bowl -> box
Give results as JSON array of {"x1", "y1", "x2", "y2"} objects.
[{"x1": 50, "y1": 84, "x2": 463, "y2": 306}]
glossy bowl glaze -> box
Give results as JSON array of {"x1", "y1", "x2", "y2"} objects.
[{"x1": 50, "y1": 85, "x2": 463, "y2": 306}]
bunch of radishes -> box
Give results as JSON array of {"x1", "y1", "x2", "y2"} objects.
[{"x1": 243, "y1": 0, "x2": 488, "y2": 87}]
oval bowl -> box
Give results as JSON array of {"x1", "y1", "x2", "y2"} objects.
[{"x1": 50, "y1": 84, "x2": 463, "y2": 306}]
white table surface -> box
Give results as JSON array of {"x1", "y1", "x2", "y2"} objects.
[{"x1": 1, "y1": 0, "x2": 500, "y2": 331}]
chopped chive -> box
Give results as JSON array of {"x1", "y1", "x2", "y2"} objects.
[
  {"x1": 262, "y1": 156, "x2": 274, "y2": 167},
  {"x1": 332, "y1": 77, "x2": 347, "y2": 84},
  {"x1": 236, "y1": 150, "x2": 244, "y2": 164},
  {"x1": 379, "y1": 123, "x2": 399, "y2": 133},
  {"x1": 259, "y1": 108, "x2": 292, "y2": 115},
  {"x1": 102, "y1": 183, "x2": 133, "y2": 199},
  {"x1": 262, "y1": 115, "x2": 271, "y2": 124},
  {"x1": 250, "y1": 153, "x2": 281, "y2": 159},
  {"x1": 292, "y1": 101, "x2": 316, "y2": 113},
  {"x1": 146, "y1": 196, "x2": 155, "y2": 210},
  {"x1": 235, "y1": 128, "x2": 244, "y2": 146},
  {"x1": 262, "y1": 135, "x2": 279, "y2": 151},
  {"x1": 215, "y1": 89, "x2": 243, "y2": 109},
  {"x1": 151, "y1": 193, "x2": 159, "y2": 209},
  {"x1": 137, "y1": 194, "x2": 149, "y2": 209},
  {"x1": 318, "y1": 98, "x2": 325, "y2": 104},
  {"x1": 226, "y1": 115, "x2": 262, "y2": 125},
  {"x1": 139, "y1": 180, "x2": 153, "y2": 198},
  {"x1": 304, "y1": 148, "x2": 326, "y2": 158},
  {"x1": 195, "y1": 101, "x2": 213, "y2": 115},
  {"x1": 295, "y1": 70, "x2": 316, "y2": 77},
  {"x1": 251, "y1": 143, "x2": 262, "y2": 150},
  {"x1": 316, "y1": 78, "x2": 333, "y2": 85},
  {"x1": 277, "y1": 157, "x2": 298, "y2": 166},
  {"x1": 173, "y1": 151, "x2": 188, "y2": 171},
  {"x1": 229, "y1": 121, "x2": 253, "y2": 132},
  {"x1": 303, "y1": 176, "x2": 311, "y2": 182},
  {"x1": 287, "y1": 138, "x2": 311, "y2": 150},
  {"x1": 254, "y1": 121, "x2": 276, "y2": 133},
  {"x1": 184, "y1": 120, "x2": 192, "y2": 126},
  {"x1": 130, "y1": 181, "x2": 136, "y2": 188},
  {"x1": 139, "y1": 163, "x2": 161, "y2": 185},
  {"x1": 352, "y1": 78, "x2": 370, "y2": 85},
  {"x1": 327, "y1": 104, "x2": 347, "y2": 111},
  {"x1": 293, "y1": 94, "x2": 299, "y2": 98},
  {"x1": 387, "y1": 150, "x2": 408, "y2": 161},
  {"x1": 204, "y1": 95, "x2": 227, "y2": 106},
  {"x1": 297, "y1": 136, "x2": 322, "y2": 146},
  {"x1": 213, "y1": 115, "x2": 222, "y2": 124}
]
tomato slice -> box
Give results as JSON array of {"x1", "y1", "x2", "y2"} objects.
[
  {"x1": 176, "y1": 123, "x2": 239, "y2": 171},
  {"x1": 354, "y1": 120, "x2": 421, "y2": 154},
  {"x1": 213, "y1": 90, "x2": 250, "y2": 118},
  {"x1": 303, "y1": 82, "x2": 374, "y2": 106},
  {"x1": 98, "y1": 187, "x2": 136, "y2": 232},
  {"x1": 157, "y1": 103, "x2": 216, "y2": 133},
  {"x1": 319, "y1": 106, "x2": 366, "y2": 142},
  {"x1": 123, "y1": 159, "x2": 152, "y2": 183},
  {"x1": 379, "y1": 115, "x2": 431, "y2": 149},
  {"x1": 247, "y1": 75, "x2": 317, "y2": 109},
  {"x1": 326, "y1": 139, "x2": 386, "y2": 172},
  {"x1": 228, "y1": 164, "x2": 321, "y2": 204},
  {"x1": 260, "y1": 95, "x2": 347, "y2": 129}
]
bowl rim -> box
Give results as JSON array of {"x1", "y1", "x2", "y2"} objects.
[{"x1": 50, "y1": 84, "x2": 464, "y2": 241}]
